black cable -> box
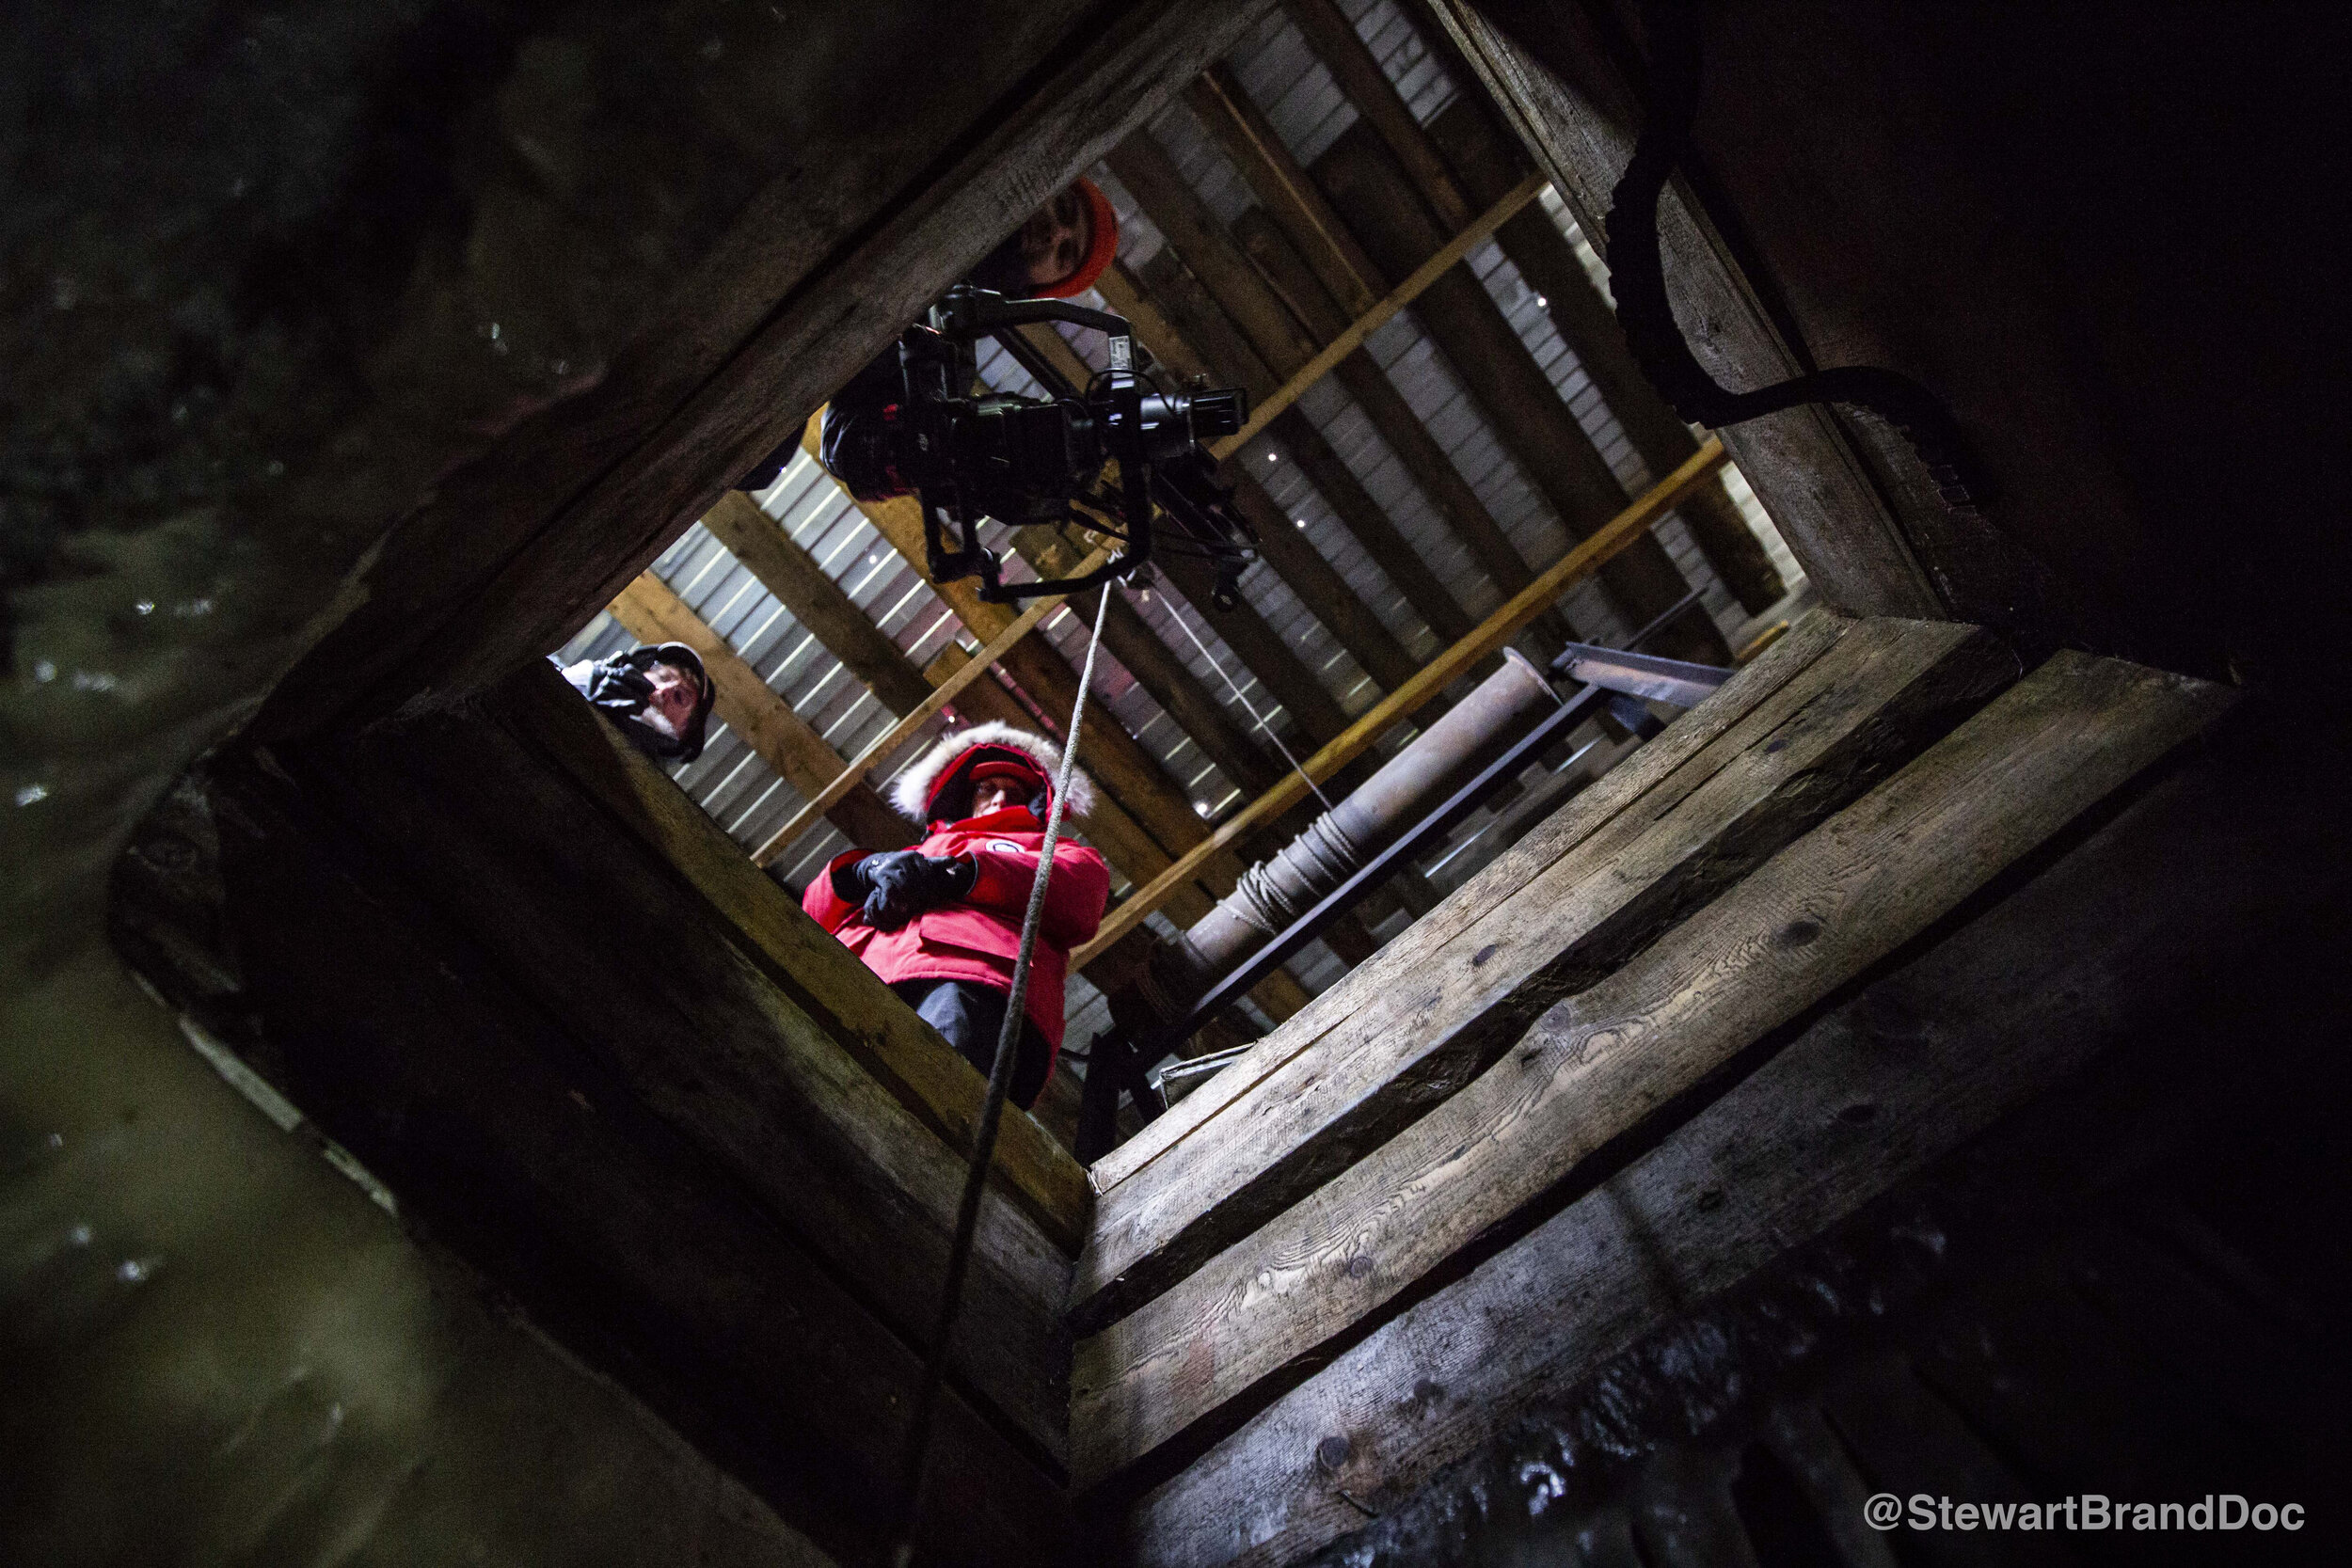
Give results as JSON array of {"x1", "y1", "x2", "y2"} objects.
[{"x1": 1605, "y1": 0, "x2": 1994, "y2": 510}]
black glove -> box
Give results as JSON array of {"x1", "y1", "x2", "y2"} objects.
[{"x1": 835, "y1": 850, "x2": 975, "y2": 931}]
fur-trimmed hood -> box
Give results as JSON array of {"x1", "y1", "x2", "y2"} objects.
[{"x1": 888, "y1": 721, "x2": 1095, "y2": 825}]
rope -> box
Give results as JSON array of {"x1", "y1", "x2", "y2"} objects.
[
  {"x1": 1157, "y1": 583, "x2": 1337, "y2": 814},
  {"x1": 892, "y1": 585, "x2": 1115, "y2": 1567}
]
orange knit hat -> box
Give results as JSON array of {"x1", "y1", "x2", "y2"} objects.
[{"x1": 1035, "y1": 177, "x2": 1121, "y2": 299}]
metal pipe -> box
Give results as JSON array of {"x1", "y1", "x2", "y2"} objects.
[{"x1": 1155, "y1": 649, "x2": 1560, "y2": 1007}]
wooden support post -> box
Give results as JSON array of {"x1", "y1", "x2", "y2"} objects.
[
  {"x1": 1312, "y1": 120, "x2": 1731, "y2": 665},
  {"x1": 1072, "y1": 648, "x2": 2235, "y2": 1488},
  {"x1": 1425, "y1": 97, "x2": 1787, "y2": 614},
  {"x1": 1107, "y1": 132, "x2": 1479, "y2": 647},
  {"x1": 1070, "y1": 612, "x2": 2018, "y2": 1329},
  {"x1": 608, "y1": 573, "x2": 914, "y2": 850},
  {"x1": 1071, "y1": 438, "x2": 1728, "y2": 968}
]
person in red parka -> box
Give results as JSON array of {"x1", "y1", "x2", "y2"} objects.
[{"x1": 803, "y1": 722, "x2": 1110, "y2": 1110}]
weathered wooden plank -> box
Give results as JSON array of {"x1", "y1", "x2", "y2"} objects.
[
  {"x1": 1073, "y1": 649, "x2": 2233, "y2": 1486},
  {"x1": 608, "y1": 573, "x2": 914, "y2": 850},
  {"x1": 1071, "y1": 614, "x2": 2014, "y2": 1328},
  {"x1": 1232, "y1": 207, "x2": 1571, "y2": 655},
  {"x1": 210, "y1": 752, "x2": 1067, "y2": 1567},
  {"x1": 297, "y1": 699, "x2": 1075, "y2": 1463},
  {"x1": 1133, "y1": 709, "x2": 2290, "y2": 1558},
  {"x1": 491, "y1": 659, "x2": 1091, "y2": 1252},
  {"x1": 1422, "y1": 0, "x2": 1943, "y2": 621},
  {"x1": 1080, "y1": 609, "x2": 1849, "y2": 1198},
  {"x1": 701, "y1": 490, "x2": 938, "y2": 716},
  {"x1": 1123, "y1": 248, "x2": 1422, "y2": 694},
  {"x1": 1424, "y1": 96, "x2": 1787, "y2": 615},
  {"x1": 1108, "y1": 132, "x2": 1477, "y2": 648},
  {"x1": 1313, "y1": 121, "x2": 1730, "y2": 665}
]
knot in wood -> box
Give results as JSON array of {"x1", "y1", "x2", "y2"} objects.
[{"x1": 1316, "y1": 1434, "x2": 1352, "y2": 1470}]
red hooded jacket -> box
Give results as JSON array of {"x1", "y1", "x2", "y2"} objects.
[{"x1": 802, "y1": 723, "x2": 1109, "y2": 1053}]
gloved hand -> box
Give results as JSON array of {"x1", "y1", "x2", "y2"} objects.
[{"x1": 834, "y1": 850, "x2": 975, "y2": 931}]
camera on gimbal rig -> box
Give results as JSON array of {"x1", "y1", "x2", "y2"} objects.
[{"x1": 823, "y1": 285, "x2": 1258, "y2": 607}]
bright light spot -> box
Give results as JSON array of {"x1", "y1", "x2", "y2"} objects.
[
  {"x1": 1194, "y1": 801, "x2": 1213, "y2": 816},
  {"x1": 1534, "y1": 294, "x2": 1548, "y2": 309},
  {"x1": 32, "y1": 660, "x2": 56, "y2": 683},
  {"x1": 1267, "y1": 452, "x2": 1279, "y2": 463},
  {"x1": 1295, "y1": 518, "x2": 1307, "y2": 529},
  {"x1": 135, "y1": 600, "x2": 154, "y2": 615},
  {"x1": 13, "y1": 784, "x2": 48, "y2": 806},
  {"x1": 117, "y1": 1259, "x2": 151, "y2": 1284}
]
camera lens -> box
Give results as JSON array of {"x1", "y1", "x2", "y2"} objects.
[{"x1": 1184, "y1": 388, "x2": 1247, "y2": 439}]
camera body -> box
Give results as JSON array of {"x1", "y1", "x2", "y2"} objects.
[{"x1": 826, "y1": 286, "x2": 1254, "y2": 606}]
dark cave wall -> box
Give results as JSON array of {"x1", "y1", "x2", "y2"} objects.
[{"x1": 0, "y1": 2, "x2": 1090, "y2": 1560}]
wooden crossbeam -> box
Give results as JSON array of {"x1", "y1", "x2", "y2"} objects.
[
  {"x1": 608, "y1": 572, "x2": 912, "y2": 850},
  {"x1": 1069, "y1": 612, "x2": 2017, "y2": 1329},
  {"x1": 751, "y1": 543, "x2": 1113, "y2": 866},
  {"x1": 1071, "y1": 648, "x2": 2236, "y2": 1487},
  {"x1": 1425, "y1": 96, "x2": 1786, "y2": 615},
  {"x1": 1205, "y1": 169, "x2": 1545, "y2": 460},
  {"x1": 1117, "y1": 723, "x2": 2280, "y2": 1566},
  {"x1": 1071, "y1": 436, "x2": 1729, "y2": 969},
  {"x1": 1314, "y1": 123, "x2": 1728, "y2": 665}
]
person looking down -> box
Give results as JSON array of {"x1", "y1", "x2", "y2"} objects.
[
  {"x1": 803, "y1": 722, "x2": 1110, "y2": 1111},
  {"x1": 560, "y1": 641, "x2": 714, "y2": 762},
  {"x1": 736, "y1": 177, "x2": 1120, "y2": 497}
]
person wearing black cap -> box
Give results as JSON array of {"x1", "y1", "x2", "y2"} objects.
[
  {"x1": 803, "y1": 721, "x2": 1109, "y2": 1111},
  {"x1": 559, "y1": 641, "x2": 715, "y2": 763}
]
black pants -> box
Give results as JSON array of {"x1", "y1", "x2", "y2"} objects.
[{"x1": 890, "y1": 979, "x2": 1054, "y2": 1111}]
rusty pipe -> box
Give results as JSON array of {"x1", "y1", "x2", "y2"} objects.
[{"x1": 1152, "y1": 649, "x2": 1560, "y2": 1010}]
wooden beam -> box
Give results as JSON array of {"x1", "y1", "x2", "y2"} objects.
[
  {"x1": 1072, "y1": 649, "x2": 2235, "y2": 1487},
  {"x1": 1117, "y1": 727, "x2": 2291, "y2": 1565},
  {"x1": 493, "y1": 659, "x2": 1091, "y2": 1254},
  {"x1": 211, "y1": 748, "x2": 1068, "y2": 1565},
  {"x1": 262, "y1": 0, "x2": 1280, "y2": 739},
  {"x1": 1121, "y1": 251, "x2": 1422, "y2": 693},
  {"x1": 1186, "y1": 61, "x2": 1385, "y2": 316},
  {"x1": 700, "y1": 489, "x2": 937, "y2": 715},
  {"x1": 750, "y1": 544, "x2": 1114, "y2": 866},
  {"x1": 1072, "y1": 437, "x2": 1728, "y2": 968},
  {"x1": 1421, "y1": 0, "x2": 1946, "y2": 621},
  {"x1": 1107, "y1": 134, "x2": 1483, "y2": 648},
  {"x1": 1232, "y1": 207, "x2": 1571, "y2": 652},
  {"x1": 607, "y1": 573, "x2": 914, "y2": 851},
  {"x1": 1425, "y1": 96, "x2": 1787, "y2": 614},
  {"x1": 1208, "y1": 170, "x2": 1544, "y2": 458},
  {"x1": 1070, "y1": 612, "x2": 2017, "y2": 1330},
  {"x1": 1313, "y1": 120, "x2": 1731, "y2": 665},
  {"x1": 1287, "y1": 0, "x2": 1475, "y2": 227}
]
